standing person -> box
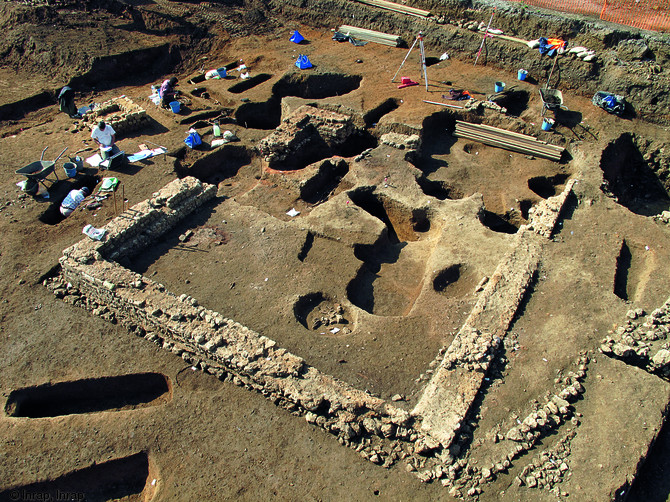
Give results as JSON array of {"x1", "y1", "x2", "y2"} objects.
[
  {"x1": 160, "y1": 77, "x2": 178, "y2": 108},
  {"x1": 57, "y1": 86, "x2": 80, "y2": 118},
  {"x1": 91, "y1": 121, "x2": 116, "y2": 148},
  {"x1": 60, "y1": 187, "x2": 90, "y2": 217}
]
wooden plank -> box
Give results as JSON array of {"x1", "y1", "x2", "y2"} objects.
[
  {"x1": 339, "y1": 25, "x2": 403, "y2": 46},
  {"x1": 423, "y1": 100, "x2": 464, "y2": 109},
  {"x1": 454, "y1": 129, "x2": 563, "y2": 160},
  {"x1": 455, "y1": 127, "x2": 563, "y2": 155},
  {"x1": 456, "y1": 121, "x2": 547, "y2": 144},
  {"x1": 353, "y1": 0, "x2": 431, "y2": 17},
  {"x1": 455, "y1": 127, "x2": 564, "y2": 156},
  {"x1": 456, "y1": 121, "x2": 564, "y2": 154},
  {"x1": 454, "y1": 128, "x2": 561, "y2": 156},
  {"x1": 490, "y1": 33, "x2": 530, "y2": 45}
]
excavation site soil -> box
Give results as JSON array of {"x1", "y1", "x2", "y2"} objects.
[{"x1": 1, "y1": 0, "x2": 670, "y2": 500}]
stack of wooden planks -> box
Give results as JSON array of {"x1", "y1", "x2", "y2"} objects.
[
  {"x1": 352, "y1": 0, "x2": 431, "y2": 18},
  {"x1": 338, "y1": 25, "x2": 404, "y2": 47},
  {"x1": 453, "y1": 121, "x2": 564, "y2": 161}
]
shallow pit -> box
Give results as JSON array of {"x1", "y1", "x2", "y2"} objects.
[
  {"x1": 177, "y1": 144, "x2": 252, "y2": 183},
  {"x1": 293, "y1": 292, "x2": 351, "y2": 333},
  {"x1": 433, "y1": 264, "x2": 479, "y2": 298},
  {"x1": 416, "y1": 176, "x2": 464, "y2": 200},
  {"x1": 490, "y1": 89, "x2": 530, "y2": 117},
  {"x1": 235, "y1": 72, "x2": 362, "y2": 130},
  {"x1": 300, "y1": 159, "x2": 349, "y2": 204},
  {"x1": 228, "y1": 73, "x2": 273, "y2": 94},
  {"x1": 297, "y1": 231, "x2": 315, "y2": 261},
  {"x1": 519, "y1": 199, "x2": 533, "y2": 219},
  {"x1": 348, "y1": 188, "x2": 430, "y2": 243},
  {"x1": 363, "y1": 98, "x2": 400, "y2": 128},
  {"x1": 528, "y1": 174, "x2": 569, "y2": 199},
  {"x1": 614, "y1": 239, "x2": 633, "y2": 301},
  {"x1": 38, "y1": 174, "x2": 101, "y2": 226},
  {"x1": 479, "y1": 209, "x2": 519, "y2": 234},
  {"x1": 613, "y1": 238, "x2": 654, "y2": 303}
]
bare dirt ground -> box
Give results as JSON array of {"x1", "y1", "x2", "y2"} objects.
[{"x1": 1, "y1": 0, "x2": 670, "y2": 500}]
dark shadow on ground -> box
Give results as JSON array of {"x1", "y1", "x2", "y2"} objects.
[{"x1": 626, "y1": 408, "x2": 670, "y2": 502}]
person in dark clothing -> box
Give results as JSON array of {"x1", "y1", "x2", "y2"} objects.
[
  {"x1": 58, "y1": 86, "x2": 80, "y2": 118},
  {"x1": 160, "y1": 77, "x2": 178, "y2": 108}
]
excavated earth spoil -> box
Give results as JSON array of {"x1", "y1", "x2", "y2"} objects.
[{"x1": 1, "y1": 0, "x2": 670, "y2": 500}]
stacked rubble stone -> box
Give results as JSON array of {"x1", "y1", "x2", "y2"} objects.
[
  {"x1": 601, "y1": 304, "x2": 670, "y2": 378},
  {"x1": 259, "y1": 105, "x2": 355, "y2": 168},
  {"x1": 515, "y1": 430, "x2": 575, "y2": 495},
  {"x1": 443, "y1": 354, "x2": 587, "y2": 498},
  {"x1": 380, "y1": 132, "x2": 421, "y2": 150},
  {"x1": 412, "y1": 180, "x2": 577, "y2": 454},
  {"x1": 526, "y1": 179, "x2": 577, "y2": 238},
  {"x1": 81, "y1": 96, "x2": 149, "y2": 135}
]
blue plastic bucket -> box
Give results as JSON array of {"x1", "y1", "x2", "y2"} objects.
[
  {"x1": 63, "y1": 162, "x2": 78, "y2": 178},
  {"x1": 169, "y1": 101, "x2": 181, "y2": 113},
  {"x1": 541, "y1": 118, "x2": 555, "y2": 131},
  {"x1": 517, "y1": 69, "x2": 528, "y2": 81},
  {"x1": 494, "y1": 81, "x2": 505, "y2": 93}
]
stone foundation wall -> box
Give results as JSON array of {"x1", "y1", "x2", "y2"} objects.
[
  {"x1": 48, "y1": 175, "x2": 582, "y2": 491},
  {"x1": 80, "y1": 95, "x2": 150, "y2": 136}
]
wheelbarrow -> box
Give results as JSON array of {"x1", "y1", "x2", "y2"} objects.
[
  {"x1": 15, "y1": 147, "x2": 68, "y2": 191},
  {"x1": 540, "y1": 88, "x2": 567, "y2": 116}
]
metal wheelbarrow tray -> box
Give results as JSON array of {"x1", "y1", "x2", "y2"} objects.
[
  {"x1": 540, "y1": 88, "x2": 567, "y2": 115},
  {"x1": 15, "y1": 147, "x2": 68, "y2": 186}
]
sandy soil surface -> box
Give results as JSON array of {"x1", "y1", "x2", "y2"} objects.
[{"x1": 1, "y1": 0, "x2": 670, "y2": 500}]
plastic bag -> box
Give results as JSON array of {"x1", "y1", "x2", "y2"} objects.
[
  {"x1": 295, "y1": 55, "x2": 313, "y2": 70},
  {"x1": 290, "y1": 31, "x2": 305, "y2": 44},
  {"x1": 592, "y1": 91, "x2": 626, "y2": 116},
  {"x1": 184, "y1": 129, "x2": 202, "y2": 149}
]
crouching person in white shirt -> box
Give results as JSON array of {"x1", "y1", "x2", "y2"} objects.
[{"x1": 91, "y1": 120, "x2": 116, "y2": 148}]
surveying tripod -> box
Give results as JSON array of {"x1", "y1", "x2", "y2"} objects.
[{"x1": 391, "y1": 32, "x2": 428, "y2": 91}]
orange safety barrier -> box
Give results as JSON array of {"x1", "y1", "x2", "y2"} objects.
[{"x1": 506, "y1": 0, "x2": 670, "y2": 32}]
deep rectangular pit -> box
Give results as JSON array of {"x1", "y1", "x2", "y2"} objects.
[
  {"x1": 5, "y1": 373, "x2": 171, "y2": 418},
  {"x1": 0, "y1": 452, "x2": 154, "y2": 501}
]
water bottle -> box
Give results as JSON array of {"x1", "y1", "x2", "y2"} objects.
[{"x1": 213, "y1": 121, "x2": 221, "y2": 137}]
